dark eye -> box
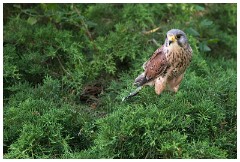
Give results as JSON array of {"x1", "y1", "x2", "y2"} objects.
[{"x1": 176, "y1": 34, "x2": 181, "y2": 39}]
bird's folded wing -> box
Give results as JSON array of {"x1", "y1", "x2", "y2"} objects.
[{"x1": 140, "y1": 46, "x2": 169, "y2": 85}]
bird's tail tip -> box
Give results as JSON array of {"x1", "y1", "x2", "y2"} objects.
[
  {"x1": 122, "y1": 97, "x2": 127, "y2": 102},
  {"x1": 121, "y1": 86, "x2": 143, "y2": 102}
]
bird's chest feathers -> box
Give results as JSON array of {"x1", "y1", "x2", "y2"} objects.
[
  {"x1": 165, "y1": 46, "x2": 184, "y2": 65},
  {"x1": 165, "y1": 46, "x2": 189, "y2": 78}
]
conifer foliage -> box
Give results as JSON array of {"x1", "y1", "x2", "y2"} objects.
[{"x1": 3, "y1": 4, "x2": 236, "y2": 158}]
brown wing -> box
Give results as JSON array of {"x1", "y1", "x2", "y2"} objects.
[
  {"x1": 142, "y1": 47, "x2": 161, "y2": 70},
  {"x1": 134, "y1": 46, "x2": 169, "y2": 87},
  {"x1": 145, "y1": 46, "x2": 169, "y2": 80}
]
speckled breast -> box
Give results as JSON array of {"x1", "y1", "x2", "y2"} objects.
[{"x1": 166, "y1": 46, "x2": 192, "y2": 79}]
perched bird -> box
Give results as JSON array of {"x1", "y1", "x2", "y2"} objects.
[{"x1": 122, "y1": 29, "x2": 192, "y2": 101}]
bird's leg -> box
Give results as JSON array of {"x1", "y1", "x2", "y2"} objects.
[
  {"x1": 155, "y1": 77, "x2": 167, "y2": 95},
  {"x1": 168, "y1": 74, "x2": 184, "y2": 93}
]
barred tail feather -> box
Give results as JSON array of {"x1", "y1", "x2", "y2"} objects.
[
  {"x1": 122, "y1": 86, "x2": 143, "y2": 102},
  {"x1": 134, "y1": 73, "x2": 148, "y2": 87}
]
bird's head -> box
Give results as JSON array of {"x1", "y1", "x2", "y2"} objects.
[{"x1": 164, "y1": 29, "x2": 188, "y2": 50}]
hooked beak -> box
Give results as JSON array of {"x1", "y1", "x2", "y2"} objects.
[{"x1": 168, "y1": 35, "x2": 176, "y2": 46}]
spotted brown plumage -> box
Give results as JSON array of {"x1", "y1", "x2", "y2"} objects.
[
  {"x1": 134, "y1": 46, "x2": 170, "y2": 86},
  {"x1": 123, "y1": 29, "x2": 192, "y2": 101}
]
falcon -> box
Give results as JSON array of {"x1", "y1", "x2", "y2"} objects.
[{"x1": 122, "y1": 29, "x2": 192, "y2": 101}]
